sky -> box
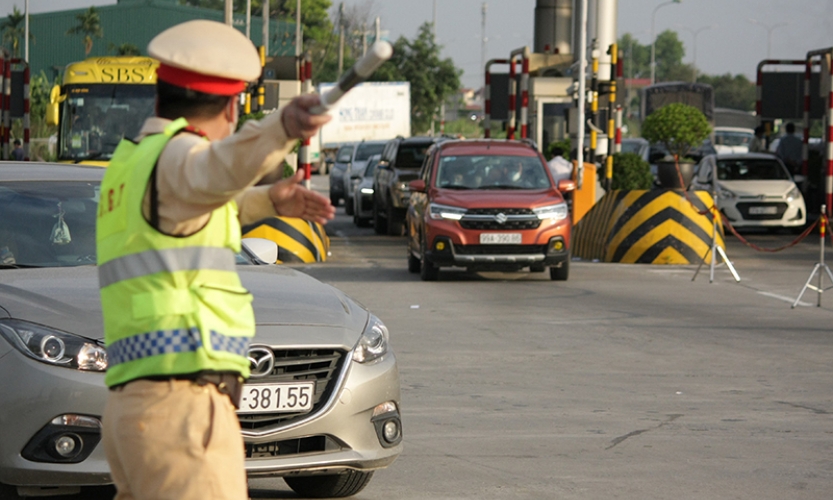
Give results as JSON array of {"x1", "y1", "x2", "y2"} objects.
[{"x1": 3, "y1": 0, "x2": 832, "y2": 88}]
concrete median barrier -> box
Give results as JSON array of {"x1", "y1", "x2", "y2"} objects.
[
  {"x1": 242, "y1": 217, "x2": 329, "y2": 264},
  {"x1": 573, "y1": 189, "x2": 723, "y2": 264}
]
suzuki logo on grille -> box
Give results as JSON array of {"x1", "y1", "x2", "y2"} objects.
[
  {"x1": 247, "y1": 346, "x2": 275, "y2": 378},
  {"x1": 495, "y1": 213, "x2": 508, "y2": 224}
]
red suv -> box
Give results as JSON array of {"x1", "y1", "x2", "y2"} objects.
[{"x1": 406, "y1": 140, "x2": 575, "y2": 281}]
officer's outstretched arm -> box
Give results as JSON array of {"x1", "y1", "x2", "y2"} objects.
[{"x1": 268, "y1": 169, "x2": 335, "y2": 225}]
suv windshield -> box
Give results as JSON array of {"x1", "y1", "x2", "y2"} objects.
[
  {"x1": 0, "y1": 181, "x2": 99, "y2": 268},
  {"x1": 435, "y1": 155, "x2": 551, "y2": 190},
  {"x1": 355, "y1": 143, "x2": 385, "y2": 161},
  {"x1": 716, "y1": 159, "x2": 791, "y2": 181},
  {"x1": 336, "y1": 145, "x2": 355, "y2": 163},
  {"x1": 396, "y1": 143, "x2": 430, "y2": 169}
]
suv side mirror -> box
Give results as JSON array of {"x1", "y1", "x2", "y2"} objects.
[
  {"x1": 409, "y1": 179, "x2": 426, "y2": 193},
  {"x1": 241, "y1": 237, "x2": 278, "y2": 264},
  {"x1": 557, "y1": 179, "x2": 576, "y2": 193}
]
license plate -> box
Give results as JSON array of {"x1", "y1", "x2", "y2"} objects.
[
  {"x1": 748, "y1": 206, "x2": 778, "y2": 215},
  {"x1": 237, "y1": 382, "x2": 315, "y2": 414},
  {"x1": 480, "y1": 233, "x2": 522, "y2": 244}
]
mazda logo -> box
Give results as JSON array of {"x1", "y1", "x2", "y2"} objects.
[
  {"x1": 495, "y1": 213, "x2": 508, "y2": 225},
  {"x1": 247, "y1": 346, "x2": 275, "y2": 378}
]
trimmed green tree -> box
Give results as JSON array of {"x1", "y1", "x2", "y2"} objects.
[
  {"x1": 610, "y1": 152, "x2": 653, "y2": 190},
  {"x1": 641, "y1": 103, "x2": 711, "y2": 161}
]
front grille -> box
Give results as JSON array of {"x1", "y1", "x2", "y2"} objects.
[
  {"x1": 460, "y1": 208, "x2": 541, "y2": 230},
  {"x1": 455, "y1": 244, "x2": 547, "y2": 255},
  {"x1": 245, "y1": 435, "x2": 344, "y2": 459},
  {"x1": 736, "y1": 202, "x2": 788, "y2": 220},
  {"x1": 238, "y1": 349, "x2": 346, "y2": 431}
]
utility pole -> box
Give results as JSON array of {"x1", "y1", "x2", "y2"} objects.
[
  {"x1": 433, "y1": 0, "x2": 437, "y2": 36},
  {"x1": 262, "y1": 0, "x2": 269, "y2": 56},
  {"x1": 224, "y1": 0, "x2": 233, "y2": 25},
  {"x1": 481, "y1": 3, "x2": 487, "y2": 95},
  {"x1": 576, "y1": 0, "x2": 588, "y2": 187},
  {"x1": 362, "y1": 23, "x2": 367, "y2": 56},
  {"x1": 337, "y1": 3, "x2": 344, "y2": 74},
  {"x1": 24, "y1": 0, "x2": 29, "y2": 62},
  {"x1": 246, "y1": 0, "x2": 252, "y2": 39},
  {"x1": 375, "y1": 16, "x2": 381, "y2": 43},
  {"x1": 295, "y1": 0, "x2": 302, "y2": 56}
]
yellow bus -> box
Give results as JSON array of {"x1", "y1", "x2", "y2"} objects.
[{"x1": 47, "y1": 57, "x2": 159, "y2": 166}]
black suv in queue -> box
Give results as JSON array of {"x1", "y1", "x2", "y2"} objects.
[{"x1": 373, "y1": 136, "x2": 445, "y2": 235}]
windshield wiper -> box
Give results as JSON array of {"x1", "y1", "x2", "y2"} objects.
[
  {"x1": 480, "y1": 185, "x2": 527, "y2": 190},
  {"x1": 0, "y1": 264, "x2": 42, "y2": 269},
  {"x1": 441, "y1": 184, "x2": 473, "y2": 190}
]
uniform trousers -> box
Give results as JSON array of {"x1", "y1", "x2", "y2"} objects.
[{"x1": 102, "y1": 379, "x2": 248, "y2": 500}]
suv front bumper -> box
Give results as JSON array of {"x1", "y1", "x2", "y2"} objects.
[{"x1": 425, "y1": 235, "x2": 569, "y2": 270}]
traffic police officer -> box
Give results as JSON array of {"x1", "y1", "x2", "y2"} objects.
[{"x1": 96, "y1": 20, "x2": 333, "y2": 500}]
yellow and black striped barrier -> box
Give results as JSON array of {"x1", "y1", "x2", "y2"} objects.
[
  {"x1": 242, "y1": 217, "x2": 329, "y2": 264},
  {"x1": 573, "y1": 189, "x2": 723, "y2": 265}
]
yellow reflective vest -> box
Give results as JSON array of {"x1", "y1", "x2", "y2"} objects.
[{"x1": 97, "y1": 118, "x2": 253, "y2": 387}]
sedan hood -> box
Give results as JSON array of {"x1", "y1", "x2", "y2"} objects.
[
  {"x1": 0, "y1": 266, "x2": 367, "y2": 342},
  {"x1": 432, "y1": 188, "x2": 563, "y2": 208},
  {"x1": 718, "y1": 179, "x2": 797, "y2": 198}
]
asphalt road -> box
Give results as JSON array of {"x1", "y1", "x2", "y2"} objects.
[{"x1": 248, "y1": 176, "x2": 833, "y2": 499}]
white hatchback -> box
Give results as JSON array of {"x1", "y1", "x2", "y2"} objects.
[{"x1": 691, "y1": 153, "x2": 806, "y2": 229}]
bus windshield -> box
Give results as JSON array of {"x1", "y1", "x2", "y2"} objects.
[{"x1": 58, "y1": 84, "x2": 156, "y2": 162}]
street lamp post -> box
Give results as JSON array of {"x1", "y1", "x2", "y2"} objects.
[
  {"x1": 677, "y1": 24, "x2": 714, "y2": 82},
  {"x1": 650, "y1": 0, "x2": 681, "y2": 85},
  {"x1": 748, "y1": 19, "x2": 788, "y2": 60}
]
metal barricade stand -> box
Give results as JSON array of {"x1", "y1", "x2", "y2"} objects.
[
  {"x1": 792, "y1": 205, "x2": 833, "y2": 308},
  {"x1": 693, "y1": 162, "x2": 741, "y2": 283}
]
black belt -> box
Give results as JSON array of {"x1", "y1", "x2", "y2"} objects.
[{"x1": 111, "y1": 371, "x2": 245, "y2": 409}]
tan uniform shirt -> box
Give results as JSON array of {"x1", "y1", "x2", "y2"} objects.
[{"x1": 137, "y1": 110, "x2": 296, "y2": 236}]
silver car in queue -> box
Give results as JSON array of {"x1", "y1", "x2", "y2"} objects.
[
  {"x1": 352, "y1": 154, "x2": 382, "y2": 227},
  {"x1": 0, "y1": 163, "x2": 402, "y2": 499}
]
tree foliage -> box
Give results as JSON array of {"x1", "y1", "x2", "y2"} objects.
[
  {"x1": 66, "y1": 6, "x2": 103, "y2": 56},
  {"x1": 371, "y1": 22, "x2": 460, "y2": 134},
  {"x1": 1, "y1": 6, "x2": 32, "y2": 58},
  {"x1": 108, "y1": 43, "x2": 141, "y2": 56},
  {"x1": 619, "y1": 30, "x2": 685, "y2": 82},
  {"x1": 611, "y1": 152, "x2": 653, "y2": 190},
  {"x1": 697, "y1": 73, "x2": 755, "y2": 111},
  {"x1": 641, "y1": 103, "x2": 711, "y2": 160}
]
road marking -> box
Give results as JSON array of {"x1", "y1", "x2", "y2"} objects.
[{"x1": 757, "y1": 291, "x2": 812, "y2": 307}]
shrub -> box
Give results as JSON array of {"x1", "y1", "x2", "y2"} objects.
[
  {"x1": 547, "y1": 138, "x2": 571, "y2": 161},
  {"x1": 611, "y1": 152, "x2": 653, "y2": 190},
  {"x1": 641, "y1": 103, "x2": 711, "y2": 160}
]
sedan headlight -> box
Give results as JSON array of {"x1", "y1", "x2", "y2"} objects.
[
  {"x1": 786, "y1": 186, "x2": 801, "y2": 202},
  {"x1": 533, "y1": 202, "x2": 569, "y2": 221},
  {"x1": 718, "y1": 188, "x2": 736, "y2": 200},
  {"x1": 429, "y1": 203, "x2": 466, "y2": 221},
  {"x1": 0, "y1": 320, "x2": 107, "y2": 371},
  {"x1": 353, "y1": 314, "x2": 389, "y2": 364}
]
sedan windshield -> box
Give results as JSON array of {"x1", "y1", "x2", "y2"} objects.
[
  {"x1": 435, "y1": 155, "x2": 551, "y2": 190},
  {"x1": 0, "y1": 181, "x2": 99, "y2": 268},
  {"x1": 716, "y1": 159, "x2": 791, "y2": 181},
  {"x1": 355, "y1": 143, "x2": 385, "y2": 161}
]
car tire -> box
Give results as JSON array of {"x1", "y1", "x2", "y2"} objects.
[
  {"x1": 345, "y1": 197, "x2": 355, "y2": 216},
  {"x1": 420, "y1": 240, "x2": 439, "y2": 281},
  {"x1": 284, "y1": 470, "x2": 374, "y2": 498},
  {"x1": 373, "y1": 202, "x2": 385, "y2": 234},
  {"x1": 387, "y1": 206, "x2": 403, "y2": 236},
  {"x1": 550, "y1": 257, "x2": 570, "y2": 281},
  {"x1": 408, "y1": 249, "x2": 421, "y2": 273}
]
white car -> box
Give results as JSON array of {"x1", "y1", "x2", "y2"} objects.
[
  {"x1": 691, "y1": 153, "x2": 806, "y2": 230},
  {"x1": 713, "y1": 127, "x2": 755, "y2": 155}
]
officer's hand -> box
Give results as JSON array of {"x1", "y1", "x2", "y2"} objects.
[
  {"x1": 269, "y1": 169, "x2": 336, "y2": 224},
  {"x1": 282, "y1": 94, "x2": 332, "y2": 140}
]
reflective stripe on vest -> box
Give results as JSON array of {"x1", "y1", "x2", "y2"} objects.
[
  {"x1": 106, "y1": 327, "x2": 250, "y2": 367},
  {"x1": 98, "y1": 246, "x2": 236, "y2": 288}
]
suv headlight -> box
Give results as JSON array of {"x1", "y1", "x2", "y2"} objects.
[
  {"x1": 353, "y1": 315, "x2": 389, "y2": 364},
  {"x1": 0, "y1": 320, "x2": 107, "y2": 371},
  {"x1": 429, "y1": 203, "x2": 466, "y2": 221},
  {"x1": 786, "y1": 186, "x2": 801, "y2": 202},
  {"x1": 533, "y1": 202, "x2": 569, "y2": 221}
]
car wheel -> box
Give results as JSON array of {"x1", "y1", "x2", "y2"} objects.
[
  {"x1": 345, "y1": 197, "x2": 355, "y2": 216},
  {"x1": 284, "y1": 470, "x2": 374, "y2": 498},
  {"x1": 550, "y1": 257, "x2": 570, "y2": 281},
  {"x1": 420, "y1": 239, "x2": 439, "y2": 281},
  {"x1": 373, "y1": 202, "x2": 385, "y2": 234},
  {"x1": 387, "y1": 206, "x2": 404, "y2": 236}
]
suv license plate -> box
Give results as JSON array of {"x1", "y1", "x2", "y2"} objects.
[
  {"x1": 480, "y1": 233, "x2": 522, "y2": 244},
  {"x1": 748, "y1": 206, "x2": 778, "y2": 215},
  {"x1": 237, "y1": 382, "x2": 315, "y2": 414}
]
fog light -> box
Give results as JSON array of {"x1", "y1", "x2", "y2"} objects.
[
  {"x1": 383, "y1": 420, "x2": 400, "y2": 443},
  {"x1": 553, "y1": 241, "x2": 564, "y2": 251},
  {"x1": 436, "y1": 241, "x2": 446, "y2": 251},
  {"x1": 54, "y1": 435, "x2": 78, "y2": 457}
]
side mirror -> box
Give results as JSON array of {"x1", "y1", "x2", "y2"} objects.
[
  {"x1": 377, "y1": 160, "x2": 390, "y2": 170},
  {"x1": 409, "y1": 179, "x2": 426, "y2": 193},
  {"x1": 242, "y1": 237, "x2": 278, "y2": 264},
  {"x1": 793, "y1": 174, "x2": 807, "y2": 185},
  {"x1": 46, "y1": 85, "x2": 62, "y2": 127},
  {"x1": 557, "y1": 179, "x2": 576, "y2": 193}
]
